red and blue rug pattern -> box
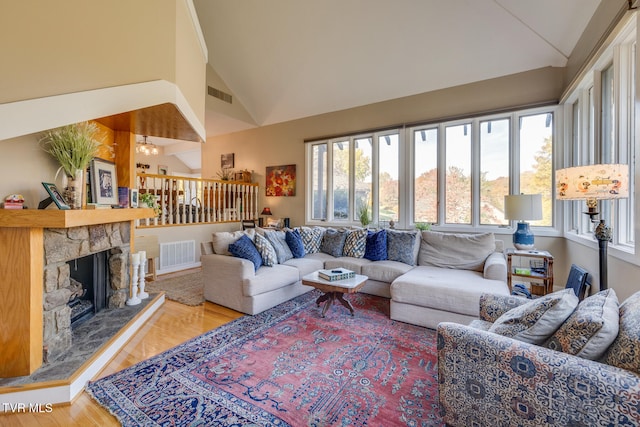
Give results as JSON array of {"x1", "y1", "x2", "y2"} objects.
[{"x1": 87, "y1": 291, "x2": 443, "y2": 426}]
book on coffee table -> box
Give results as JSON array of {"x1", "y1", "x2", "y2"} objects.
[{"x1": 318, "y1": 268, "x2": 355, "y2": 281}]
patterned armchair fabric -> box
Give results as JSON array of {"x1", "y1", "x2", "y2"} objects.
[{"x1": 437, "y1": 306, "x2": 640, "y2": 426}]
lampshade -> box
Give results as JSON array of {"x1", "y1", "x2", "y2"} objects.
[
  {"x1": 260, "y1": 207, "x2": 272, "y2": 216},
  {"x1": 504, "y1": 194, "x2": 543, "y2": 221},
  {"x1": 556, "y1": 164, "x2": 629, "y2": 201}
]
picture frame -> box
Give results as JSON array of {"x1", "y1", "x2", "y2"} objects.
[
  {"x1": 42, "y1": 182, "x2": 70, "y2": 210},
  {"x1": 221, "y1": 153, "x2": 234, "y2": 169},
  {"x1": 158, "y1": 165, "x2": 168, "y2": 175},
  {"x1": 90, "y1": 158, "x2": 118, "y2": 206},
  {"x1": 130, "y1": 189, "x2": 139, "y2": 208},
  {"x1": 266, "y1": 164, "x2": 296, "y2": 197}
]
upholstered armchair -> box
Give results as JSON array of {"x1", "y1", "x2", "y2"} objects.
[{"x1": 437, "y1": 293, "x2": 640, "y2": 426}]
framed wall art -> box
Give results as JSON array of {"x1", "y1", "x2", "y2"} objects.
[
  {"x1": 266, "y1": 164, "x2": 296, "y2": 197},
  {"x1": 90, "y1": 158, "x2": 118, "y2": 206},
  {"x1": 221, "y1": 153, "x2": 234, "y2": 169}
]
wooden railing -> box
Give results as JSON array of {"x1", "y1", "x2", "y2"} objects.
[{"x1": 136, "y1": 173, "x2": 259, "y2": 227}]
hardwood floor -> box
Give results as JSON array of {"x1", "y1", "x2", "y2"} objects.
[{"x1": 0, "y1": 271, "x2": 242, "y2": 426}]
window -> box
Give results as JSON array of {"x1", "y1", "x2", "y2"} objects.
[
  {"x1": 519, "y1": 113, "x2": 553, "y2": 226},
  {"x1": 378, "y1": 133, "x2": 399, "y2": 222},
  {"x1": 445, "y1": 123, "x2": 471, "y2": 224},
  {"x1": 306, "y1": 107, "x2": 555, "y2": 229},
  {"x1": 413, "y1": 128, "x2": 438, "y2": 223},
  {"x1": 480, "y1": 118, "x2": 509, "y2": 226},
  {"x1": 310, "y1": 143, "x2": 327, "y2": 220},
  {"x1": 562, "y1": 16, "x2": 636, "y2": 255}
]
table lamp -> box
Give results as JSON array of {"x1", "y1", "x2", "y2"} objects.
[
  {"x1": 555, "y1": 164, "x2": 629, "y2": 289},
  {"x1": 260, "y1": 207, "x2": 272, "y2": 227},
  {"x1": 504, "y1": 194, "x2": 543, "y2": 250}
]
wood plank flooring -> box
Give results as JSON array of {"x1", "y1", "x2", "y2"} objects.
[{"x1": 0, "y1": 271, "x2": 242, "y2": 426}]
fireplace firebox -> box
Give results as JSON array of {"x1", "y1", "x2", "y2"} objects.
[{"x1": 67, "y1": 251, "x2": 110, "y2": 326}]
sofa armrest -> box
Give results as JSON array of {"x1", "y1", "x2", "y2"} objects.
[
  {"x1": 478, "y1": 293, "x2": 529, "y2": 322},
  {"x1": 483, "y1": 251, "x2": 506, "y2": 281},
  {"x1": 437, "y1": 322, "x2": 640, "y2": 426},
  {"x1": 201, "y1": 253, "x2": 255, "y2": 308}
]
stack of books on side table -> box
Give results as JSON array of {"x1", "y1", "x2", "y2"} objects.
[{"x1": 318, "y1": 268, "x2": 355, "y2": 281}]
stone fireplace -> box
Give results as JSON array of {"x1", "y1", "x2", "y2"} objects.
[{"x1": 42, "y1": 222, "x2": 131, "y2": 361}]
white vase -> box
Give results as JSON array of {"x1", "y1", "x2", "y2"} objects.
[{"x1": 64, "y1": 169, "x2": 85, "y2": 209}]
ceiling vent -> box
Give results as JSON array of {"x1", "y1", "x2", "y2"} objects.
[{"x1": 207, "y1": 86, "x2": 232, "y2": 104}]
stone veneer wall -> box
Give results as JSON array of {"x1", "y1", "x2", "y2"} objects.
[{"x1": 42, "y1": 222, "x2": 131, "y2": 362}]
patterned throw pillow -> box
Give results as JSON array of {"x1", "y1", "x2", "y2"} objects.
[
  {"x1": 285, "y1": 229, "x2": 306, "y2": 258},
  {"x1": 343, "y1": 228, "x2": 367, "y2": 258},
  {"x1": 545, "y1": 289, "x2": 619, "y2": 360},
  {"x1": 264, "y1": 230, "x2": 293, "y2": 264},
  {"x1": 320, "y1": 229, "x2": 348, "y2": 257},
  {"x1": 364, "y1": 229, "x2": 387, "y2": 261},
  {"x1": 387, "y1": 230, "x2": 419, "y2": 265},
  {"x1": 299, "y1": 227, "x2": 324, "y2": 254},
  {"x1": 603, "y1": 292, "x2": 640, "y2": 373},
  {"x1": 228, "y1": 234, "x2": 262, "y2": 271},
  {"x1": 488, "y1": 289, "x2": 579, "y2": 345},
  {"x1": 254, "y1": 233, "x2": 277, "y2": 266}
]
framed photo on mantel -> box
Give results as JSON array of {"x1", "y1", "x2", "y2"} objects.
[{"x1": 90, "y1": 158, "x2": 118, "y2": 206}]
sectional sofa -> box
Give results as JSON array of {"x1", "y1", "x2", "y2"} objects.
[{"x1": 201, "y1": 227, "x2": 510, "y2": 328}]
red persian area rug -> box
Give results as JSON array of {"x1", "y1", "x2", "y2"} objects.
[{"x1": 87, "y1": 291, "x2": 443, "y2": 426}]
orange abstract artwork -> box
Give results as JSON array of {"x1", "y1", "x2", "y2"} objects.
[{"x1": 266, "y1": 164, "x2": 296, "y2": 197}]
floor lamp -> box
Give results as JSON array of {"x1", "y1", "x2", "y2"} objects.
[{"x1": 556, "y1": 164, "x2": 629, "y2": 290}]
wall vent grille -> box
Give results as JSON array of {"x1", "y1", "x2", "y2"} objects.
[
  {"x1": 207, "y1": 86, "x2": 232, "y2": 104},
  {"x1": 159, "y1": 240, "x2": 196, "y2": 271}
]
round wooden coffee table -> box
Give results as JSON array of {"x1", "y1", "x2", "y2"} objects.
[{"x1": 302, "y1": 271, "x2": 368, "y2": 317}]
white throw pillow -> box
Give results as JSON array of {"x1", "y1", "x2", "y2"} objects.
[
  {"x1": 211, "y1": 229, "x2": 255, "y2": 256},
  {"x1": 488, "y1": 289, "x2": 579, "y2": 345}
]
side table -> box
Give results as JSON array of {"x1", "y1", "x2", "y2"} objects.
[{"x1": 506, "y1": 249, "x2": 554, "y2": 296}]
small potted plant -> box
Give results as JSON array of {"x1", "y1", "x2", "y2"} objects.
[
  {"x1": 358, "y1": 204, "x2": 371, "y2": 228},
  {"x1": 40, "y1": 122, "x2": 102, "y2": 209}
]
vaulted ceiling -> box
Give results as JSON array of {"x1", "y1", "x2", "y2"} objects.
[{"x1": 167, "y1": 0, "x2": 603, "y2": 169}]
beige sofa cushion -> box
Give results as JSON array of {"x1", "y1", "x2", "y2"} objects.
[
  {"x1": 418, "y1": 231, "x2": 495, "y2": 272},
  {"x1": 243, "y1": 264, "x2": 299, "y2": 297},
  {"x1": 391, "y1": 266, "x2": 510, "y2": 317},
  {"x1": 325, "y1": 257, "x2": 372, "y2": 274},
  {"x1": 362, "y1": 260, "x2": 414, "y2": 283}
]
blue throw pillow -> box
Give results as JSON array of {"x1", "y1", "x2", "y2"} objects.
[
  {"x1": 320, "y1": 229, "x2": 348, "y2": 257},
  {"x1": 364, "y1": 229, "x2": 387, "y2": 261},
  {"x1": 228, "y1": 234, "x2": 263, "y2": 271},
  {"x1": 387, "y1": 229, "x2": 419, "y2": 265},
  {"x1": 285, "y1": 229, "x2": 306, "y2": 258}
]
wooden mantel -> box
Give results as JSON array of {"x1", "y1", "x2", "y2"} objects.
[
  {"x1": 0, "y1": 208, "x2": 154, "y2": 378},
  {"x1": 0, "y1": 208, "x2": 153, "y2": 228}
]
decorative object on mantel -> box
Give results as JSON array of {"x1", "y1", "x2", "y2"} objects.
[
  {"x1": 90, "y1": 158, "x2": 118, "y2": 206},
  {"x1": 41, "y1": 182, "x2": 70, "y2": 210},
  {"x1": 39, "y1": 121, "x2": 102, "y2": 209},
  {"x1": 3, "y1": 194, "x2": 25, "y2": 209},
  {"x1": 130, "y1": 188, "x2": 139, "y2": 208},
  {"x1": 266, "y1": 164, "x2": 296, "y2": 196},
  {"x1": 556, "y1": 164, "x2": 629, "y2": 290}
]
